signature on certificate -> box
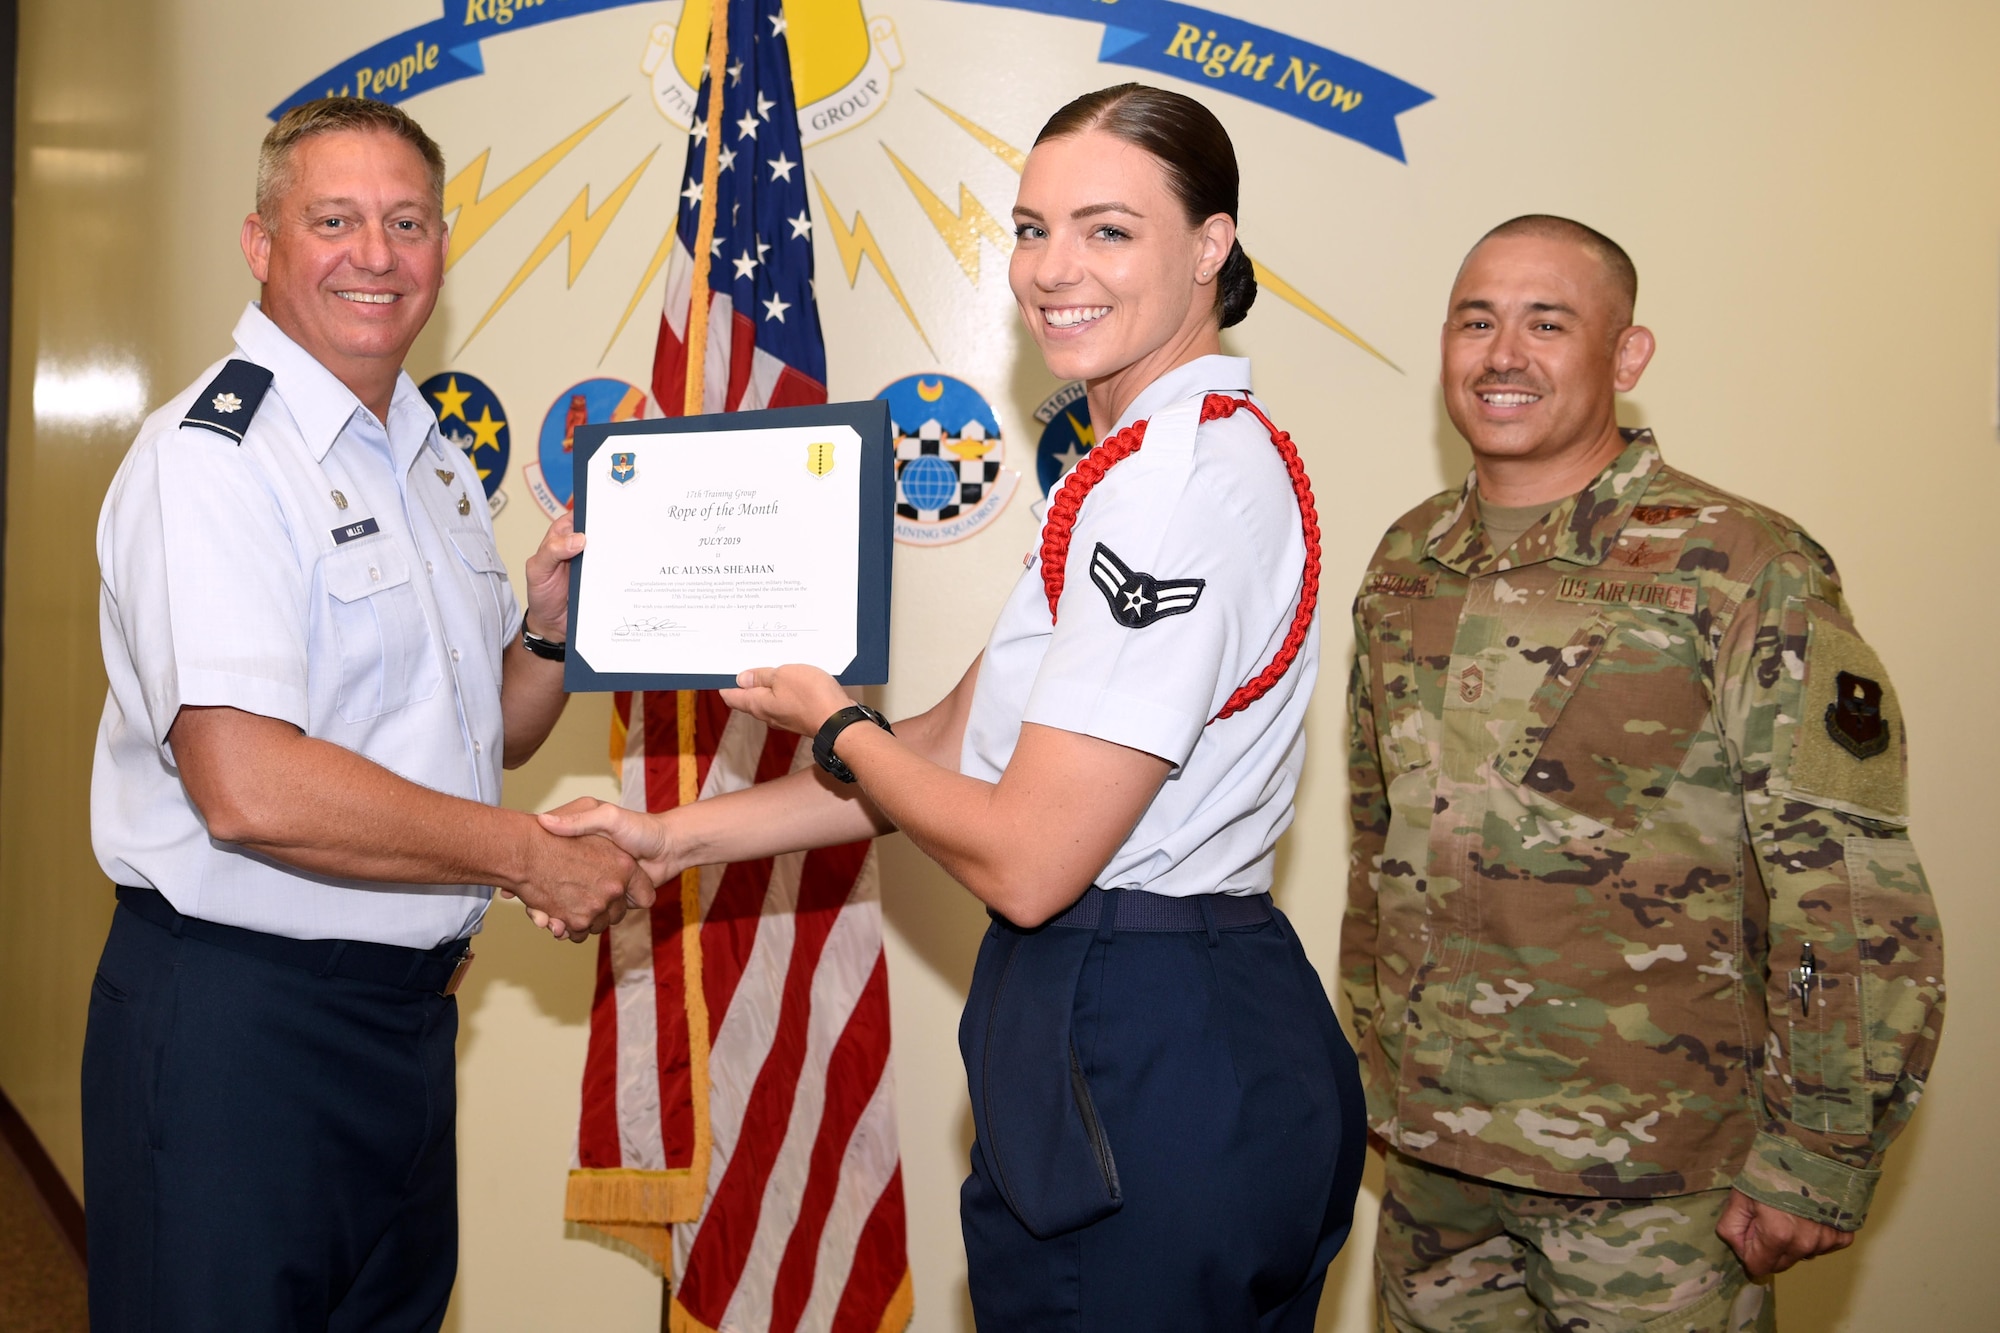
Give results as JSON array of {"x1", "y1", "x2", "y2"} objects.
[{"x1": 612, "y1": 616, "x2": 686, "y2": 639}]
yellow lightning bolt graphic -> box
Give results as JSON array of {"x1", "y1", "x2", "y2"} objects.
[
  {"x1": 918, "y1": 92, "x2": 1400, "y2": 370},
  {"x1": 812, "y1": 173, "x2": 934, "y2": 359},
  {"x1": 918, "y1": 90, "x2": 1026, "y2": 172},
  {"x1": 1248, "y1": 259, "x2": 1401, "y2": 371},
  {"x1": 442, "y1": 100, "x2": 624, "y2": 271},
  {"x1": 603, "y1": 219, "x2": 681, "y2": 364},
  {"x1": 1065, "y1": 409, "x2": 1096, "y2": 450},
  {"x1": 880, "y1": 143, "x2": 1011, "y2": 285},
  {"x1": 456, "y1": 148, "x2": 659, "y2": 356}
]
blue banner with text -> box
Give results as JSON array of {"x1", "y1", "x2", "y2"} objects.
[
  {"x1": 942, "y1": 0, "x2": 1432, "y2": 161},
  {"x1": 269, "y1": 0, "x2": 658, "y2": 121}
]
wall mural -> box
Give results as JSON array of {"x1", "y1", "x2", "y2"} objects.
[{"x1": 270, "y1": 0, "x2": 1432, "y2": 545}]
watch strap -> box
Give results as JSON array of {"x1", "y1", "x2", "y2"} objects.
[
  {"x1": 521, "y1": 627, "x2": 567, "y2": 662},
  {"x1": 812, "y1": 704, "x2": 892, "y2": 783}
]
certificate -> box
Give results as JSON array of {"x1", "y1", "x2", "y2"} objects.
[{"x1": 562, "y1": 400, "x2": 893, "y2": 691}]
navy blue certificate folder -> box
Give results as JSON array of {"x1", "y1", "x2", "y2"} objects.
[{"x1": 562, "y1": 399, "x2": 894, "y2": 692}]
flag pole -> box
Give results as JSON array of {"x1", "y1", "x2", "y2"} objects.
[
  {"x1": 666, "y1": 2, "x2": 731, "y2": 1322},
  {"x1": 683, "y1": 0, "x2": 730, "y2": 417}
]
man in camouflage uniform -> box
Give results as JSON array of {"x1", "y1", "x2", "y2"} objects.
[{"x1": 1341, "y1": 216, "x2": 1944, "y2": 1332}]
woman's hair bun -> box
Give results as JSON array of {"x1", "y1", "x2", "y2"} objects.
[{"x1": 1217, "y1": 238, "x2": 1257, "y2": 329}]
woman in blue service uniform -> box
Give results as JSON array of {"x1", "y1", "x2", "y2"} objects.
[{"x1": 546, "y1": 84, "x2": 1365, "y2": 1330}]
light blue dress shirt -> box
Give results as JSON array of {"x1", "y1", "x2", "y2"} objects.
[
  {"x1": 91, "y1": 303, "x2": 521, "y2": 947},
  {"x1": 961, "y1": 356, "x2": 1320, "y2": 898}
]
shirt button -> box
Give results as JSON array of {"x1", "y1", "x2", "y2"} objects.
[
  {"x1": 369, "y1": 566, "x2": 381, "y2": 582},
  {"x1": 449, "y1": 647, "x2": 461, "y2": 662},
  {"x1": 473, "y1": 740, "x2": 483, "y2": 754},
  {"x1": 426, "y1": 561, "x2": 435, "y2": 575}
]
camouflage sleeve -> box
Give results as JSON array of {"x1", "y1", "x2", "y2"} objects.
[
  {"x1": 1340, "y1": 602, "x2": 1390, "y2": 1059},
  {"x1": 1716, "y1": 548, "x2": 1945, "y2": 1231}
]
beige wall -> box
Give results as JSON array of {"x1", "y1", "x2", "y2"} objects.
[{"x1": 3, "y1": 2, "x2": 1995, "y2": 1329}]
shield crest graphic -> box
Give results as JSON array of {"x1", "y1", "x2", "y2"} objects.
[
  {"x1": 1826, "y1": 669, "x2": 1891, "y2": 759},
  {"x1": 807, "y1": 442, "x2": 836, "y2": 477},
  {"x1": 610, "y1": 452, "x2": 637, "y2": 485}
]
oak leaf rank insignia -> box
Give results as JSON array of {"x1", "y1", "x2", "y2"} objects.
[
  {"x1": 211, "y1": 392, "x2": 243, "y2": 414},
  {"x1": 1089, "y1": 542, "x2": 1204, "y2": 628}
]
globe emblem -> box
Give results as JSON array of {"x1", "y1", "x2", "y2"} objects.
[
  {"x1": 875, "y1": 372, "x2": 1018, "y2": 546},
  {"x1": 898, "y1": 454, "x2": 960, "y2": 512}
]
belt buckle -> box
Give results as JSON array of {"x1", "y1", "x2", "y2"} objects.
[{"x1": 441, "y1": 949, "x2": 475, "y2": 996}]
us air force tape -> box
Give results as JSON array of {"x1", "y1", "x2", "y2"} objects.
[{"x1": 180, "y1": 359, "x2": 274, "y2": 443}]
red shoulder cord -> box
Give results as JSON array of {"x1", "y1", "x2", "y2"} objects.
[{"x1": 1038, "y1": 392, "x2": 1322, "y2": 723}]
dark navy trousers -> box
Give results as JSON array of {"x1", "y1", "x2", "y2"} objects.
[
  {"x1": 960, "y1": 893, "x2": 1367, "y2": 1331},
  {"x1": 81, "y1": 895, "x2": 461, "y2": 1332}
]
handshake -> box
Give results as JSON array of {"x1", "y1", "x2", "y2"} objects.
[
  {"x1": 497, "y1": 663, "x2": 852, "y2": 940},
  {"x1": 501, "y1": 798, "x2": 679, "y2": 942}
]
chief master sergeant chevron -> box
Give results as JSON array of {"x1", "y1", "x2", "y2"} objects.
[
  {"x1": 1340, "y1": 215, "x2": 1945, "y2": 1332},
  {"x1": 81, "y1": 98, "x2": 654, "y2": 1331}
]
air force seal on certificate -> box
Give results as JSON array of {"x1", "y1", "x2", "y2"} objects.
[{"x1": 610, "y1": 452, "x2": 637, "y2": 485}]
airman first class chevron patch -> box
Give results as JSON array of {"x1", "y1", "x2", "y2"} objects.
[{"x1": 1090, "y1": 543, "x2": 1205, "y2": 629}]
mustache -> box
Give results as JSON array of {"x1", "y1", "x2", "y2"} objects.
[{"x1": 1470, "y1": 371, "x2": 1548, "y2": 394}]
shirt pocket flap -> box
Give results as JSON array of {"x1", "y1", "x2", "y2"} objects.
[
  {"x1": 322, "y1": 542, "x2": 414, "y2": 603},
  {"x1": 447, "y1": 527, "x2": 506, "y2": 577}
]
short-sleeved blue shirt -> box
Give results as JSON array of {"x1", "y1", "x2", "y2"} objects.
[
  {"x1": 961, "y1": 356, "x2": 1319, "y2": 897},
  {"x1": 91, "y1": 304, "x2": 521, "y2": 947}
]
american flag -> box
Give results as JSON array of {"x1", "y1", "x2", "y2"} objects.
[{"x1": 565, "y1": 2, "x2": 912, "y2": 1329}]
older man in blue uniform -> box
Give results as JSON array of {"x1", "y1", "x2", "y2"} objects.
[{"x1": 82, "y1": 98, "x2": 651, "y2": 1331}]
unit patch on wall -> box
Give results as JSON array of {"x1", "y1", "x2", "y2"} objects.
[
  {"x1": 878, "y1": 373, "x2": 1017, "y2": 545},
  {"x1": 525, "y1": 377, "x2": 650, "y2": 518},
  {"x1": 421, "y1": 371, "x2": 512, "y2": 518},
  {"x1": 1033, "y1": 381, "x2": 1093, "y2": 496}
]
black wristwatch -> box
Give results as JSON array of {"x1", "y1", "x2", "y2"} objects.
[
  {"x1": 812, "y1": 704, "x2": 893, "y2": 783},
  {"x1": 521, "y1": 626, "x2": 567, "y2": 662}
]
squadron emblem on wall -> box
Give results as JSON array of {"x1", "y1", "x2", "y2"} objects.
[
  {"x1": 877, "y1": 373, "x2": 1018, "y2": 546},
  {"x1": 524, "y1": 377, "x2": 650, "y2": 518},
  {"x1": 420, "y1": 371, "x2": 512, "y2": 518}
]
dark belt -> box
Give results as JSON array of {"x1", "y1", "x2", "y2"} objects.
[
  {"x1": 1039, "y1": 887, "x2": 1274, "y2": 932},
  {"x1": 115, "y1": 887, "x2": 475, "y2": 995}
]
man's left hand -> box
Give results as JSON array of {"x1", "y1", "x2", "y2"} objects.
[
  {"x1": 522, "y1": 511, "x2": 584, "y2": 640},
  {"x1": 1716, "y1": 1189, "x2": 1854, "y2": 1277}
]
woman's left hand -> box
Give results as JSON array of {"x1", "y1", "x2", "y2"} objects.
[{"x1": 722, "y1": 664, "x2": 851, "y2": 738}]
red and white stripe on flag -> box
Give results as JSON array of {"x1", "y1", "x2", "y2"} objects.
[{"x1": 571, "y1": 695, "x2": 911, "y2": 1332}]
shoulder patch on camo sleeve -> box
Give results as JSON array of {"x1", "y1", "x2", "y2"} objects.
[
  {"x1": 1784, "y1": 608, "x2": 1908, "y2": 820},
  {"x1": 1089, "y1": 543, "x2": 1204, "y2": 628},
  {"x1": 179, "y1": 359, "x2": 274, "y2": 443},
  {"x1": 1826, "y1": 671, "x2": 1890, "y2": 759}
]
